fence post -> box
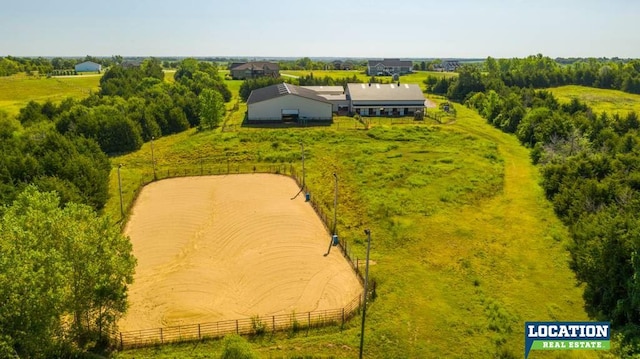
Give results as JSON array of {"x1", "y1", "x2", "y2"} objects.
[
  {"x1": 273, "y1": 315, "x2": 276, "y2": 333},
  {"x1": 120, "y1": 332, "x2": 123, "y2": 350},
  {"x1": 160, "y1": 328, "x2": 163, "y2": 344},
  {"x1": 236, "y1": 320, "x2": 239, "y2": 334},
  {"x1": 308, "y1": 312, "x2": 311, "y2": 333},
  {"x1": 341, "y1": 308, "x2": 345, "y2": 330},
  {"x1": 198, "y1": 323, "x2": 201, "y2": 340}
]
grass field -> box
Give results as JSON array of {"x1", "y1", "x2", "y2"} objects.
[
  {"x1": 280, "y1": 70, "x2": 457, "y2": 91},
  {"x1": 110, "y1": 101, "x2": 594, "y2": 357},
  {"x1": 549, "y1": 85, "x2": 640, "y2": 116},
  {"x1": 0, "y1": 73, "x2": 100, "y2": 116}
]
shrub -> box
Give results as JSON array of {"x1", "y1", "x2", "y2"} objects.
[{"x1": 219, "y1": 335, "x2": 257, "y2": 359}]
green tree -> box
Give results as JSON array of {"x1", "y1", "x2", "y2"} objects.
[
  {"x1": 199, "y1": 89, "x2": 225, "y2": 130},
  {"x1": 0, "y1": 187, "x2": 135, "y2": 356}
]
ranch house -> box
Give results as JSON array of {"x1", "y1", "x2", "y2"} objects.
[
  {"x1": 367, "y1": 59, "x2": 413, "y2": 76},
  {"x1": 75, "y1": 61, "x2": 101, "y2": 73},
  {"x1": 229, "y1": 62, "x2": 280, "y2": 80}
]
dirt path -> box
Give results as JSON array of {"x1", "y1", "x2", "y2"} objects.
[{"x1": 119, "y1": 174, "x2": 362, "y2": 331}]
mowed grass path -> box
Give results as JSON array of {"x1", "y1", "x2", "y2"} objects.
[
  {"x1": 0, "y1": 74, "x2": 100, "y2": 116},
  {"x1": 113, "y1": 103, "x2": 593, "y2": 358},
  {"x1": 549, "y1": 85, "x2": 640, "y2": 116}
]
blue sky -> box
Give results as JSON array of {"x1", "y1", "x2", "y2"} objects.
[{"x1": 1, "y1": 0, "x2": 639, "y2": 58}]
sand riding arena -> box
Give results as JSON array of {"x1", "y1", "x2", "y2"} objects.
[{"x1": 119, "y1": 174, "x2": 363, "y2": 334}]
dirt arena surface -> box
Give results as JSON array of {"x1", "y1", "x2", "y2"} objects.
[{"x1": 119, "y1": 174, "x2": 362, "y2": 332}]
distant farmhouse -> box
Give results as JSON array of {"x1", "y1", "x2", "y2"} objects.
[
  {"x1": 246, "y1": 82, "x2": 425, "y2": 123},
  {"x1": 229, "y1": 62, "x2": 280, "y2": 80},
  {"x1": 433, "y1": 60, "x2": 461, "y2": 72},
  {"x1": 75, "y1": 61, "x2": 101, "y2": 73},
  {"x1": 367, "y1": 58, "x2": 413, "y2": 76},
  {"x1": 121, "y1": 60, "x2": 143, "y2": 69}
]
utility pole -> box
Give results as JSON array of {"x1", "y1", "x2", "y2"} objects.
[
  {"x1": 324, "y1": 173, "x2": 339, "y2": 257},
  {"x1": 332, "y1": 172, "x2": 338, "y2": 234},
  {"x1": 359, "y1": 229, "x2": 372, "y2": 359},
  {"x1": 117, "y1": 164, "x2": 124, "y2": 219},
  {"x1": 150, "y1": 136, "x2": 157, "y2": 181},
  {"x1": 300, "y1": 142, "x2": 305, "y2": 189}
]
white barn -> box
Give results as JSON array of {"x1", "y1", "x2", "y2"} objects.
[
  {"x1": 247, "y1": 83, "x2": 333, "y2": 123},
  {"x1": 75, "y1": 61, "x2": 102, "y2": 73},
  {"x1": 346, "y1": 83, "x2": 425, "y2": 116}
]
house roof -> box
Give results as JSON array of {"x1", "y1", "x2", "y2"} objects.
[
  {"x1": 247, "y1": 83, "x2": 331, "y2": 105},
  {"x1": 367, "y1": 58, "x2": 412, "y2": 68},
  {"x1": 346, "y1": 83, "x2": 425, "y2": 102},
  {"x1": 230, "y1": 61, "x2": 279, "y2": 71},
  {"x1": 76, "y1": 61, "x2": 100, "y2": 66}
]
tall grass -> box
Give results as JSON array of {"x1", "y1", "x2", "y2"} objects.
[
  {"x1": 549, "y1": 85, "x2": 640, "y2": 116},
  {"x1": 112, "y1": 103, "x2": 594, "y2": 358},
  {"x1": 0, "y1": 73, "x2": 100, "y2": 115}
]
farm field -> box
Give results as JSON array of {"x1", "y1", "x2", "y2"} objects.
[
  {"x1": 0, "y1": 73, "x2": 100, "y2": 116},
  {"x1": 548, "y1": 85, "x2": 640, "y2": 116},
  {"x1": 111, "y1": 103, "x2": 594, "y2": 357},
  {"x1": 280, "y1": 69, "x2": 457, "y2": 90},
  {"x1": 120, "y1": 174, "x2": 361, "y2": 332}
]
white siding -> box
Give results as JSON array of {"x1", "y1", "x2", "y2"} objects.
[{"x1": 248, "y1": 94, "x2": 332, "y2": 121}]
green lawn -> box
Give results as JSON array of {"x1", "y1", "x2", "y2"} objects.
[
  {"x1": 0, "y1": 73, "x2": 100, "y2": 116},
  {"x1": 111, "y1": 101, "x2": 593, "y2": 358},
  {"x1": 548, "y1": 85, "x2": 640, "y2": 116},
  {"x1": 280, "y1": 70, "x2": 457, "y2": 91}
]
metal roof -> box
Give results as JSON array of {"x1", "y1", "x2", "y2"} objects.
[
  {"x1": 346, "y1": 83, "x2": 425, "y2": 102},
  {"x1": 367, "y1": 58, "x2": 412, "y2": 67},
  {"x1": 300, "y1": 86, "x2": 345, "y2": 95},
  {"x1": 230, "y1": 61, "x2": 279, "y2": 71},
  {"x1": 247, "y1": 83, "x2": 331, "y2": 105}
]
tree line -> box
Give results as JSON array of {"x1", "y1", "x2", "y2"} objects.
[
  {"x1": 433, "y1": 59, "x2": 640, "y2": 352},
  {"x1": 0, "y1": 57, "x2": 230, "y2": 356},
  {"x1": 426, "y1": 55, "x2": 640, "y2": 101}
]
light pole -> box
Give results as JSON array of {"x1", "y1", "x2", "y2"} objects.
[
  {"x1": 324, "y1": 173, "x2": 339, "y2": 257},
  {"x1": 359, "y1": 228, "x2": 372, "y2": 359},
  {"x1": 300, "y1": 142, "x2": 305, "y2": 189},
  {"x1": 117, "y1": 164, "x2": 124, "y2": 219},
  {"x1": 332, "y1": 172, "x2": 338, "y2": 235},
  {"x1": 150, "y1": 136, "x2": 157, "y2": 181}
]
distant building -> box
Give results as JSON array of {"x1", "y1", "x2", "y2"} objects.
[
  {"x1": 346, "y1": 83, "x2": 425, "y2": 116},
  {"x1": 433, "y1": 60, "x2": 461, "y2": 72},
  {"x1": 229, "y1": 62, "x2": 280, "y2": 80},
  {"x1": 75, "y1": 61, "x2": 101, "y2": 73},
  {"x1": 121, "y1": 60, "x2": 143, "y2": 69},
  {"x1": 247, "y1": 83, "x2": 332, "y2": 122},
  {"x1": 367, "y1": 59, "x2": 412, "y2": 76}
]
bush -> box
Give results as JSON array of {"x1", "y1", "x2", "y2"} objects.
[{"x1": 219, "y1": 335, "x2": 257, "y2": 359}]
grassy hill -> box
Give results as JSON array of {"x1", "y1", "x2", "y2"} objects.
[
  {"x1": 548, "y1": 85, "x2": 640, "y2": 116},
  {"x1": 110, "y1": 100, "x2": 594, "y2": 358},
  {"x1": 0, "y1": 73, "x2": 100, "y2": 116}
]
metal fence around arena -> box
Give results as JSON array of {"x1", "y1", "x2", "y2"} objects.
[
  {"x1": 118, "y1": 292, "x2": 365, "y2": 349},
  {"x1": 117, "y1": 162, "x2": 376, "y2": 349}
]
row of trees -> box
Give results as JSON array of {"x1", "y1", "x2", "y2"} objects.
[
  {"x1": 448, "y1": 63, "x2": 640, "y2": 350},
  {"x1": 0, "y1": 57, "x2": 231, "y2": 356},
  {"x1": 0, "y1": 187, "x2": 135, "y2": 357},
  {"x1": 426, "y1": 55, "x2": 640, "y2": 101}
]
